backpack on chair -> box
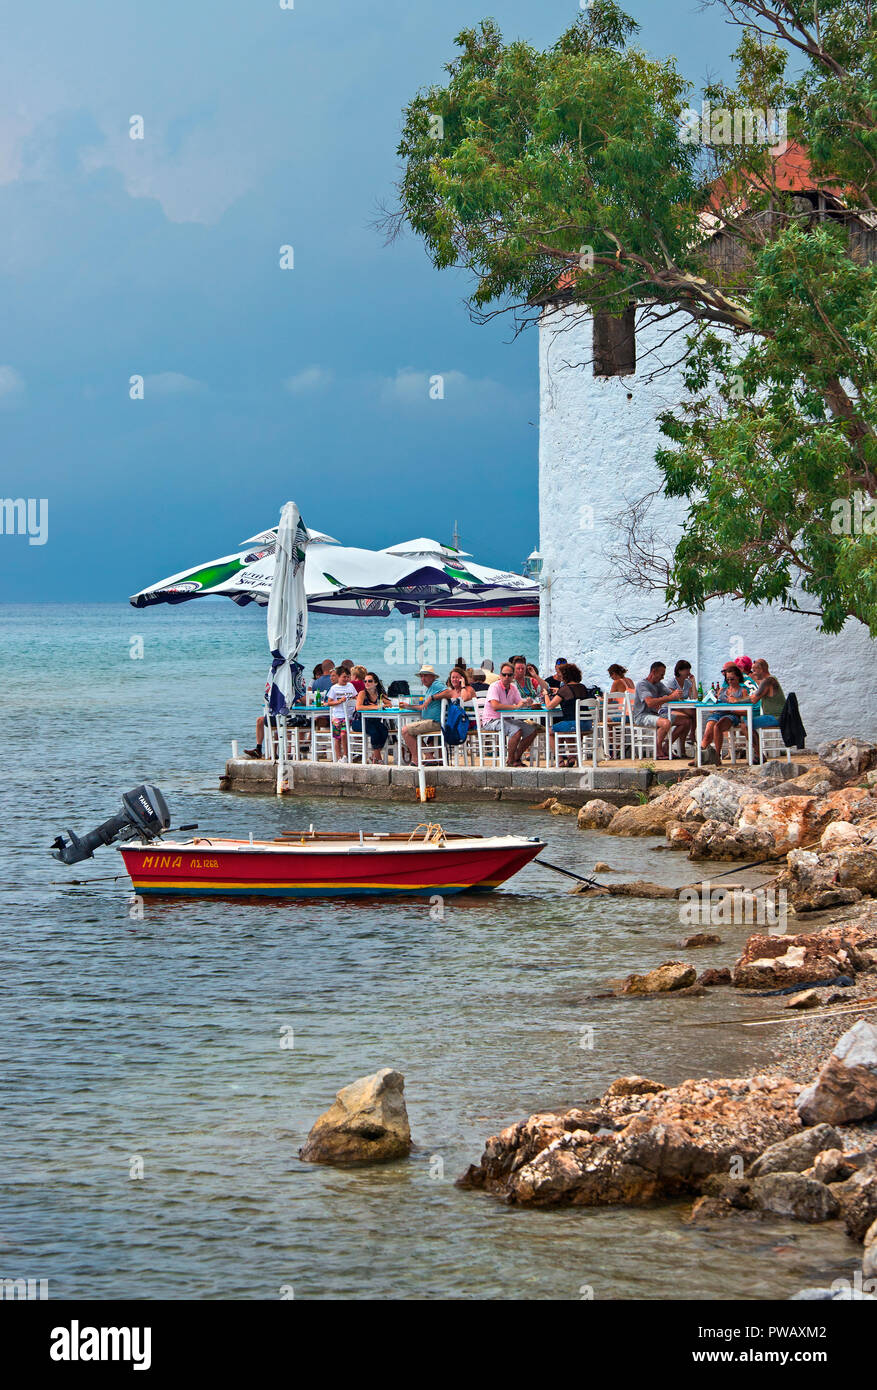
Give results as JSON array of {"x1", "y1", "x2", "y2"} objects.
[{"x1": 443, "y1": 702, "x2": 470, "y2": 745}]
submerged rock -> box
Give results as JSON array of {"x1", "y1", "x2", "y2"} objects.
[
  {"x1": 602, "y1": 1075, "x2": 667, "y2": 1098},
  {"x1": 796, "y1": 1020, "x2": 877, "y2": 1126},
  {"x1": 620, "y1": 961, "x2": 697, "y2": 994},
  {"x1": 699, "y1": 967, "x2": 732, "y2": 987},
  {"x1": 577, "y1": 799, "x2": 617, "y2": 830},
  {"x1": 299, "y1": 1067, "x2": 412, "y2": 1166},
  {"x1": 606, "y1": 780, "x2": 698, "y2": 836}
]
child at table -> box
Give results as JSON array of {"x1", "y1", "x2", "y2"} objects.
[{"x1": 327, "y1": 668, "x2": 359, "y2": 762}]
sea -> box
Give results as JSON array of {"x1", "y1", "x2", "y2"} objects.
[{"x1": 0, "y1": 603, "x2": 861, "y2": 1299}]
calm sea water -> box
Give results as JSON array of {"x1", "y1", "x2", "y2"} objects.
[{"x1": 0, "y1": 604, "x2": 859, "y2": 1299}]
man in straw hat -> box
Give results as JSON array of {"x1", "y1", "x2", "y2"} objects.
[{"x1": 400, "y1": 663, "x2": 447, "y2": 763}]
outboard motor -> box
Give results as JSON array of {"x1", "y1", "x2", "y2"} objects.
[{"x1": 51, "y1": 784, "x2": 171, "y2": 865}]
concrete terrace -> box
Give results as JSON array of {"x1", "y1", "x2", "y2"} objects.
[{"x1": 221, "y1": 756, "x2": 704, "y2": 803}]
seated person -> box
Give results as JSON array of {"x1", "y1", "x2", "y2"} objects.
[
  {"x1": 545, "y1": 662, "x2": 592, "y2": 765},
  {"x1": 245, "y1": 678, "x2": 310, "y2": 760},
  {"x1": 697, "y1": 662, "x2": 748, "y2": 765},
  {"x1": 526, "y1": 662, "x2": 548, "y2": 698},
  {"x1": 467, "y1": 666, "x2": 490, "y2": 692},
  {"x1": 659, "y1": 659, "x2": 697, "y2": 755},
  {"x1": 349, "y1": 664, "x2": 367, "y2": 692},
  {"x1": 312, "y1": 659, "x2": 335, "y2": 695},
  {"x1": 480, "y1": 663, "x2": 543, "y2": 767},
  {"x1": 326, "y1": 668, "x2": 359, "y2": 762},
  {"x1": 607, "y1": 663, "x2": 635, "y2": 692},
  {"x1": 632, "y1": 661, "x2": 673, "y2": 758},
  {"x1": 446, "y1": 665, "x2": 475, "y2": 707},
  {"x1": 400, "y1": 664, "x2": 447, "y2": 763},
  {"x1": 748, "y1": 658, "x2": 785, "y2": 757},
  {"x1": 736, "y1": 655, "x2": 759, "y2": 693},
  {"x1": 512, "y1": 656, "x2": 545, "y2": 701},
  {"x1": 545, "y1": 657, "x2": 568, "y2": 691},
  {"x1": 352, "y1": 673, "x2": 392, "y2": 763}
]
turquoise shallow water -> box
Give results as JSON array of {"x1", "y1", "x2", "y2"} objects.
[{"x1": 0, "y1": 604, "x2": 861, "y2": 1298}]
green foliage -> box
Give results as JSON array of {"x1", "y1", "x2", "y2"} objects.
[
  {"x1": 394, "y1": 1, "x2": 877, "y2": 634},
  {"x1": 397, "y1": 3, "x2": 699, "y2": 318}
]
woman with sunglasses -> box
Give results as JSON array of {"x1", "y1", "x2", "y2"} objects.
[
  {"x1": 697, "y1": 662, "x2": 747, "y2": 765},
  {"x1": 353, "y1": 673, "x2": 392, "y2": 763}
]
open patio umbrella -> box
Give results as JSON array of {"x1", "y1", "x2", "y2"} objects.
[{"x1": 130, "y1": 529, "x2": 537, "y2": 616}]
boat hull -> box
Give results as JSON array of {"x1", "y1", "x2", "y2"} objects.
[{"x1": 120, "y1": 838, "x2": 544, "y2": 899}]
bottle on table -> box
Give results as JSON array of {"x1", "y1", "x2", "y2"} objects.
[{"x1": 696, "y1": 681, "x2": 704, "y2": 701}]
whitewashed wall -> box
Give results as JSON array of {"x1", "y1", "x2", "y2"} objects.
[{"x1": 537, "y1": 303, "x2": 877, "y2": 743}]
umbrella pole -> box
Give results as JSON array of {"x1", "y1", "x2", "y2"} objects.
[
  {"x1": 276, "y1": 714, "x2": 286, "y2": 794},
  {"x1": 418, "y1": 600, "x2": 426, "y2": 665}
]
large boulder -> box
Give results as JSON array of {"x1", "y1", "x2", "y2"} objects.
[
  {"x1": 299, "y1": 1067, "x2": 412, "y2": 1165},
  {"x1": 665, "y1": 820, "x2": 695, "y2": 849},
  {"x1": 687, "y1": 774, "x2": 755, "y2": 825},
  {"x1": 620, "y1": 960, "x2": 697, "y2": 994},
  {"x1": 797, "y1": 1020, "x2": 877, "y2": 1125},
  {"x1": 732, "y1": 925, "x2": 872, "y2": 990},
  {"x1": 776, "y1": 847, "x2": 864, "y2": 913},
  {"x1": 688, "y1": 819, "x2": 774, "y2": 861},
  {"x1": 606, "y1": 779, "x2": 698, "y2": 836},
  {"x1": 459, "y1": 1074, "x2": 800, "y2": 1207},
  {"x1": 735, "y1": 795, "x2": 822, "y2": 854},
  {"x1": 817, "y1": 738, "x2": 877, "y2": 782},
  {"x1": 821, "y1": 821, "x2": 865, "y2": 853},
  {"x1": 749, "y1": 1123, "x2": 844, "y2": 1177},
  {"x1": 834, "y1": 1169, "x2": 877, "y2": 1242},
  {"x1": 577, "y1": 799, "x2": 617, "y2": 830},
  {"x1": 748, "y1": 1173, "x2": 839, "y2": 1223},
  {"x1": 864, "y1": 1218, "x2": 877, "y2": 1279},
  {"x1": 836, "y1": 847, "x2": 877, "y2": 896}
]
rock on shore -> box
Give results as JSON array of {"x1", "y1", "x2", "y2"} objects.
[
  {"x1": 299, "y1": 1067, "x2": 412, "y2": 1166},
  {"x1": 796, "y1": 1020, "x2": 877, "y2": 1126},
  {"x1": 731, "y1": 921, "x2": 877, "y2": 990},
  {"x1": 458, "y1": 1074, "x2": 800, "y2": 1207}
]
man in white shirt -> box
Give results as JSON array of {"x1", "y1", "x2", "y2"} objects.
[{"x1": 481, "y1": 662, "x2": 542, "y2": 766}]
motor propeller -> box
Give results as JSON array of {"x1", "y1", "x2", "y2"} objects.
[{"x1": 51, "y1": 784, "x2": 172, "y2": 865}]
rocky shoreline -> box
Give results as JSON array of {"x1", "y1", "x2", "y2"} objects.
[
  {"x1": 296, "y1": 739, "x2": 877, "y2": 1299},
  {"x1": 459, "y1": 737, "x2": 877, "y2": 1297}
]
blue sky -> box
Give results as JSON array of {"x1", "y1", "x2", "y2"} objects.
[{"x1": 0, "y1": 0, "x2": 733, "y2": 600}]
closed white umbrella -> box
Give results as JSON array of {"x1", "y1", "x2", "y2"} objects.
[{"x1": 266, "y1": 501, "x2": 309, "y2": 719}]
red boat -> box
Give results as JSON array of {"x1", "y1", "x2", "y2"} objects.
[{"x1": 119, "y1": 826, "x2": 545, "y2": 899}]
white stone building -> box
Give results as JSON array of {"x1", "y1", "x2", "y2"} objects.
[{"x1": 537, "y1": 302, "x2": 877, "y2": 743}]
